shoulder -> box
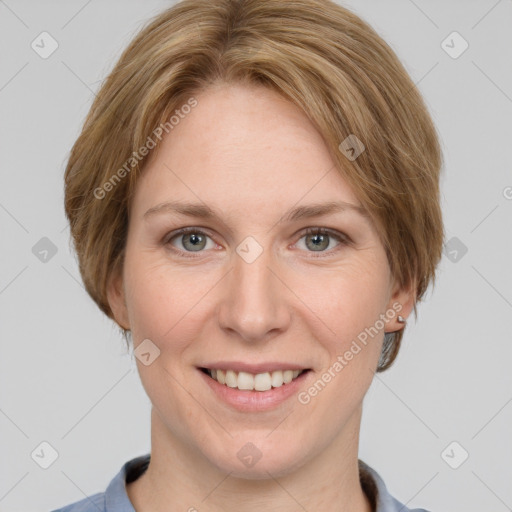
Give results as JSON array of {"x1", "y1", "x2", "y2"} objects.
[
  {"x1": 359, "y1": 460, "x2": 432, "y2": 512},
  {"x1": 50, "y1": 491, "x2": 105, "y2": 512},
  {"x1": 50, "y1": 454, "x2": 150, "y2": 512}
]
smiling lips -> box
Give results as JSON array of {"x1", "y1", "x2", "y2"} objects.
[{"x1": 202, "y1": 368, "x2": 308, "y2": 391}]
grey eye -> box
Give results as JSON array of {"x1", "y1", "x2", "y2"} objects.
[
  {"x1": 181, "y1": 232, "x2": 207, "y2": 251},
  {"x1": 167, "y1": 229, "x2": 215, "y2": 253},
  {"x1": 297, "y1": 229, "x2": 344, "y2": 253},
  {"x1": 304, "y1": 232, "x2": 330, "y2": 251}
]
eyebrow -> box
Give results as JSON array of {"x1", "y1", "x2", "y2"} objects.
[{"x1": 143, "y1": 200, "x2": 369, "y2": 223}]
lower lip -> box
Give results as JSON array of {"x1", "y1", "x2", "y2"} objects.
[{"x1": 198, "y1": 369, "x2": 311, "y2": 412}]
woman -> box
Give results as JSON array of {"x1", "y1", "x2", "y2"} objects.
[{"x1": 54, "y1": 0, "x2": 443, "y2": 510}]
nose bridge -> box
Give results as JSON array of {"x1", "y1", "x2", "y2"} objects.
[{"x1": 218, "y1": 238, "x2": 289, "y2": 341}]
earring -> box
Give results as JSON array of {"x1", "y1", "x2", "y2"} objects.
[{"x1": 397, "y1": 315, "x2": 406, "y2": 324}]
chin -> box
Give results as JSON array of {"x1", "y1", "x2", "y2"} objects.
[{"x1": 202, "y1": 434, "x2": 313, "y2": 479}]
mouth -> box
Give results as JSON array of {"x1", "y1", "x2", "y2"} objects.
[{"x1": 199, "y1": 367, "x2": 310, "y2": 392}]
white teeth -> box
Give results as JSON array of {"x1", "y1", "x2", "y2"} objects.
[
  {"x1": 254, "y1": 372, "x2": 272, "y2": 391},
  {"x1": 271, "y1": 371, "x2": 284, "y2": 388},
  {"x1": 225, "y1": 370, "x2": 238, "y2": 388},
  {"x1": 283, "y1": 370, "x2": 293, "y2": 384},
  {"x1": 206, "y1": 368, "x2": 305, "y2": 391},
  {"x1": 237, "y1": 371, "x2": 254, "y2": 390}
]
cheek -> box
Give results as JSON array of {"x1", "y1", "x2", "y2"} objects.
[
  {"x1": 296, "y1": 267, "x2": 387, "y2": 428},
  {"x1": 299, "y1": 258, "x2": 391, "y2": 341},
  {"x1": 294, "y1": 255, "x2": 390, "y2": 406},
  {"x1": 123, "y1": 256, "x2": 184, "y2": 341},
  {"x1": 123, "y1": 253, "x2": 221, "y2": 350}
]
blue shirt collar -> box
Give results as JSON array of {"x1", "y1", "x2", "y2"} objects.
[{"x1": 101, "y1": 454, "x2": 427, "y2": 512}]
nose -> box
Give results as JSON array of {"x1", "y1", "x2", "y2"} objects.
[{"x1": 217, "y1": 241, "x2": 291, "y2": 343}]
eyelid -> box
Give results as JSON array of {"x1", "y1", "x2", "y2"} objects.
[
  {"x1": 163, "y1": 226, "x2": 216, "y2": 245},
  {"x1": 301, "y1": 227, "x2": 350, "y2": 243}
]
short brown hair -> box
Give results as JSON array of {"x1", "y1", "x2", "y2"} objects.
[{"x1": 64, "y1": 0, "x2": 444, "y2": 371}]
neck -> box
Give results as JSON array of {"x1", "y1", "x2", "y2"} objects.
[{"x1": 127, "y1": 407, "x2": 373, "y2": 512}]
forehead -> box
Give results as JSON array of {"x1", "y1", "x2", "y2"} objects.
[{"x1": 131, "y1": 83, "x2": 363, "y2": 222}]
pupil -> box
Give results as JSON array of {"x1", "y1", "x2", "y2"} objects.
[
  {"x1": 185, "y1": 233, "x2": 205, "y2": 251},
  {"x1": 308, "y1": 233, "x2": 327, "y2": 251}
]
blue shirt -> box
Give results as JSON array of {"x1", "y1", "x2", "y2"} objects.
[{"x1": 51, "y1": 454, "x2": 430, "y2": 512}]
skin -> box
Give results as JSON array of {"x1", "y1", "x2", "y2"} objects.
[{"x1": 107, "y1": 82, "x2": 414, "y2": 512}]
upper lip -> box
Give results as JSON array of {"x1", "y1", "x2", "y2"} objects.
[{"x1": 198, "y1": 361, "x2": 310, "y2": 373}]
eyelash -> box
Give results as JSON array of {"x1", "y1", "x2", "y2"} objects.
[{"x1": 163, "y1": 226, "x2": 350, "y2": 259}]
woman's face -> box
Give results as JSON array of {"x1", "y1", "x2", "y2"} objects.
[{"x1": 109, "y1": 83, "x2": 411, "y2": 478}]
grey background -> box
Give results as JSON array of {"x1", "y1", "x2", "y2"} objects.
[{"x1": 1, "y1": 1, "x2": 511, "y2": 511}]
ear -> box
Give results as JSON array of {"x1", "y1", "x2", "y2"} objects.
[
  {"x1": 385, "y1": 277, "x2": 416, "y2": 333},
  {"x1": 106, "y1": 268, "x2": 130, "y2": 330}
]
